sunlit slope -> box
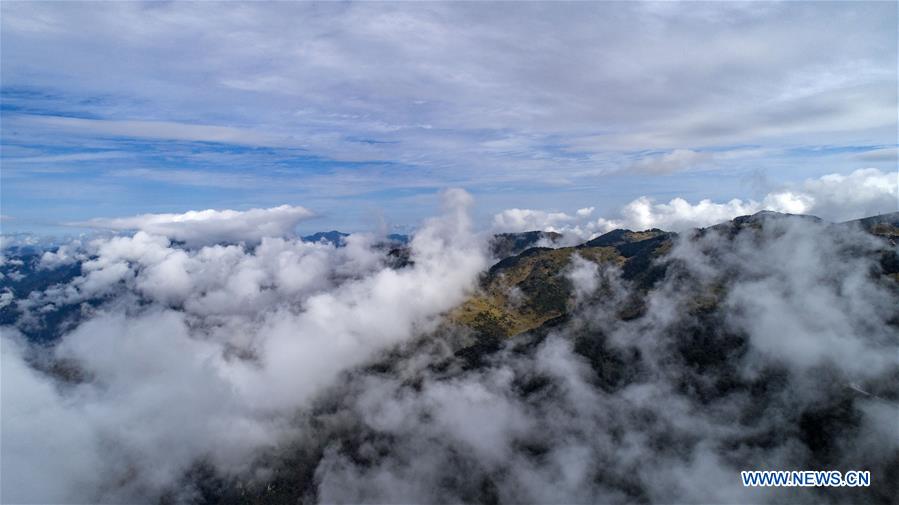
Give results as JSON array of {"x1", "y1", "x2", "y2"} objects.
[
  {"x1": 451, "y1": 229, "x2": 673, "y2": 338},
  {"x1": 451, "y1": 211, "x2": 899, "y2": 340}
]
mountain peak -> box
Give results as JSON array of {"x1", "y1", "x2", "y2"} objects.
[{"x1": 302, "y1": 230, "x2": 350, "y2": 246}]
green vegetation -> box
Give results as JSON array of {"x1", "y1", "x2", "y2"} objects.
[{"x1": 451, "y1": 229, "x2": 673, "y2": 338}]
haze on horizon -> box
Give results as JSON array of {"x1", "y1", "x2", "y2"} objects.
[{"x1": 1, "y1": 1, "x2": 897, "y2": 238}]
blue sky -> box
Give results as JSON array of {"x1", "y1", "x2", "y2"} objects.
[{"x1": 1, "y1": 1, "x2": 896, "y2": 236}]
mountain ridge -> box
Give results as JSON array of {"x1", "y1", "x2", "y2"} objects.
[{"x1": 449, "y1": 210, "x2": 899, "y2": 341}]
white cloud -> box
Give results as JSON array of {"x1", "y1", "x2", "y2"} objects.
[
  {"x1": 493, "y1": 168, "x2": 898, "y2": 239},
  {"x1": 314, "y1": 212, "x2": 898, "y2": 504},
  {"x1": 669, "y1": 216, "x2": 898, "y2": 378},
  {"x1": 1, "y1": 334, "x2": 107, "y2": 504},
  {"x1": 38, "y1": 241, "x2": 86, "y2": 269},
  {"x1": 492, "y1": 209, "x2": 574, "y2": 233},
  {"x1": 1, "y1": 1, "x2": 895, "y2": 193},
  {"x1": 2, "y1": 190, "x2": 488, "y2": 502},
  {"x1": 566, "y1": 254, "x2": 600, "y2": 301},
  {"x1": 788, "y1": 167, "x2": 898, "y2": 221},
  {"x1": 3, "y1": 186, "x2": 897, "y2": 503},
  {"x1": 76, "y1": 205, "x2": 314, "y2": 246},
  {"x1": 597, "y1": 196, "x2": 760, "y2": 232}
]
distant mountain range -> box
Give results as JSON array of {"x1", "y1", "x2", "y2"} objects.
[{"x1": 302, "y1": 230, "x2": 409, "y2": 246}]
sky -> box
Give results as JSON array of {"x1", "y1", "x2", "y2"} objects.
[{"x1": 1, "y1": 1, "x2": 897, "y2": 236}]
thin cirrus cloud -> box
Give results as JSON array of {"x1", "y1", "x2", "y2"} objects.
[
  {"x1": 11, "y1": 115, "x2": 288, "y2": 147},
  {"x1": 0, "y1": 1, "x2": 897, "y2": 232}
]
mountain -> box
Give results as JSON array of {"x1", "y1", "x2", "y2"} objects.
[
  {"x1": 4, "y1": 211, "x2": 898, "y2": 504},
  {"x1": 301, "y1": 231, "x2": 410, "y2": 247},
  {"x1": 386, "y1": 233, "x2": 410, "y2": 244},
  {"x1": 301, "y1": 230, "x2": 350, "y2": 246},
  {"x1": 452, "y1": 211, "x2": 899, "y2": 343},
  {"x1": 5, "y1": 212, "x2": 896, "y2": 346},
  {"x1": 489, "y1": 230, "x2": 563, "y2": 258},
  {"x1": 0, "y1": 250, "x2": 84, "y2": 343},
  {"x1": 849, "y1": 211, "x2": 899, "y2": 241},
  {"x1": 187, "y1": 210, "x2": 898, "y2": 505},
  {"x1": 452, "y1": 228, "x2": 672, "y2": 339}
]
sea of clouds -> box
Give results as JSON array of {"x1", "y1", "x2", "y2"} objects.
[
  {"x1": 305, "y1": 214, "x2": 898, "y2": 504},
  {"x1": 1, "y1": 178, "x2": 897, "y2": 504},
  {"x1": 2, "y1": 189, "x2": 487, "y2": 503}
]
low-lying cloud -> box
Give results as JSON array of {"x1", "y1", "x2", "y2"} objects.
[
  {"x1": 74, "y1": 205, "x2": 315, "y2": 247},
  {"x1": 2, "y1": 190, "x2": 487, "y2": 503},
  {"x1": 493, "y1": 168, "x2": 898, "y2": 239},
  {"x1": 309, "y1": 213, "x2": 899, "y2": 504},
  {"x1": 2, "y1": 186, "x2": 897, "y2": 504}
]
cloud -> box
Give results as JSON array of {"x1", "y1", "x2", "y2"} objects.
[
  {"x1": 492, "y1": 208, "x2": 574, "y2": 233},
  {"x1": 596, "y1": 196, "x2": 761, "y2": 232},
  {"x1": 565, "y1": 253, "x2": 601, "y2": 301},
  {"x1": 38, "y1": 240, "x2": 86, "y2": 269},
  {"x1": 575, "y1": 207, "x2": 594, "y2": 218},
  {"x1": 628, "y1": 149, "x2": 712, "y2": 174},
  {"x1": 1, "y1": 334, "x2": 107, "y2": 504},
  {"x1": 854, "y1": 147, "x2": 898, "y2": 163},
  {"x1": 14, "y1": 115, "x2": 288, "y2": 147},
  {"x1": 786, "y1": 167, "x2": 899, "y2": 221},
  {"x1": 1, "y1": 1, "x2": 895, "y2": 220},
  {"x1": 492, "y1": 168, "x2": 898, "y2": 239},
  {"x1": 3, "y1": 188, "x2": 898, "y2": 503},
  {"x1": 75, "y1": 205, "x2": 315, "y2": 246},
  {"x1": 2, "y1": 190, "x2": 488, "y2": 502},
  {"x1": 0, "y1": 232, "x2": 46, "y2": 250},
  {"x1": 108, "y1": 168, "x2": 265, "y2": 189},
  {"x1": 309, "y1": 213, "x2": 899, "y2": 504},
  {"x1": 670, "y1": 216, "x2": 898, "y2": 378},
  {"x1": 3, "y1": 151, "x2": 131, "y2": 164}
]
